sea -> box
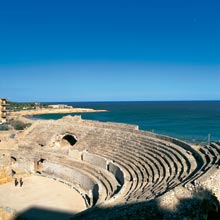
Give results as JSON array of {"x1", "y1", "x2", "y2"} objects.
[{"x1": 33, "y1": 101, "x2": 220, "y2": 144}]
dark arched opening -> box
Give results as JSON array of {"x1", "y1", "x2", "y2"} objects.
[
  {"x1": 38, "y1": 158, "x2": 45, "y2": 163},
  {"x1": 11, "y1": 156, "x2": 17, "y2": 161},
  {"x1": 61, "y1": 134, "x2": 77, "y2": 147},
  {"x1": 35, "y1": 158, "x2": 46, "y2": 173},
  {"x1": 92, "y1": 184, "x2": 99, "y2": 206},
  {"x1": 11, "y1": 156, "x2": 17, "y2": 164}
]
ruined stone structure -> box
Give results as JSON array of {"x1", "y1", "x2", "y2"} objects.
[
  {"x1": 0, "y1": 99, "x2": 8, "y2": 124},
  {"x1": 0, "y1": 115, "x2": 220, "y2": 219}
]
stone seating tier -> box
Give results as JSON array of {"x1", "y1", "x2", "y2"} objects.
[
  {"x1": 92, "y1": 145, "x2": 178, "y2": 202},
  {"x1": 41, "y1": 159, "x2": 119, "y2": 206},
  {"x1": 84, "y1": 131, "x2": 195, "y2": 181},
  {"x1": 82, "y1": 125, "x2": 201, "y2": 182}
]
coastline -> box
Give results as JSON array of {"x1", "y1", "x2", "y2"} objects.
[
  {"x1": 4, "y1": 101, "x2": 220, "y2": 143},
  {"x1": 9, "y1": 107, "x2": 107, "y2": 117}
]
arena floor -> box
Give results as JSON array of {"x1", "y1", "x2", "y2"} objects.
[{"x1": 0, "y1": 175, "x2": 86, "y2": 220}]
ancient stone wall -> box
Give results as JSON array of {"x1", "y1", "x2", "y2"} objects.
[
  {"x1": 1, "y1": 116, "x2": 220, "y2": 219},
  {"x1": 82, "y1": 152, "x2": 107, "y2": 169}
]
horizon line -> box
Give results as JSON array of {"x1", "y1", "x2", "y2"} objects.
[{"x1": 9, "y1": 100, "x2": 220, "y2": 103}]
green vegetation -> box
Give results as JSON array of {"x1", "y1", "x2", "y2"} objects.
[
  {"x1": 8, "y1": 102, "x2": 35, "y2": 111},
  {"x1": 0, "y1": 124, "x2": 9, "y2": 131},
  {"x1": 8, "y1": 119, "x2": 32, "y2": 130},
  {"x1": 8, "y1": 102, "x2": 49, "y2": 112},
  {"x1": 0, "y1": 119, "x2": 31, "y2": 131}
]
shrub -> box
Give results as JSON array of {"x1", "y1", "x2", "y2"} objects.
[
  {"x1": 0, "y1": 124, "x2": 9, "y2": 131},
  {"x1": 9, "y1": 119, "x2": 31, "y2": 130}
]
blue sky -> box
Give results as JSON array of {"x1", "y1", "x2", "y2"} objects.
[{"x1": 0, "y1": 0, "x2": 219, "y2": 102}]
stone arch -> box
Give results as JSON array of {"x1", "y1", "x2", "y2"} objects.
[
  {"x1": 11, "y1": 156, "x2": 17, "y2": 164},
  {"x1": 38, "y1": 158, "x2": 45, "y2": 163},
  {"x1": 35, "y1": 158, "x2": 46, "y2": 173},
  {"x1": 60, "y1": 134, "x2": 77, "y2": 147}
]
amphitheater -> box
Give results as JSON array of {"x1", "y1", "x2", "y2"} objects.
[{"x1": 0, "y1": 115, "x2": 220, "y2": 220}]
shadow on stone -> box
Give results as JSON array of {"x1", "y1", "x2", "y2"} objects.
[
  {"x1": 14, "y1": 207, "x2": 75, "y2": 220},
  {"x1": 13, "y1": 188, "x2": 220, "y2": 220}
]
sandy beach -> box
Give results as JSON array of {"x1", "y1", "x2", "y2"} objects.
[{"x1": 10, "y1": 107, "x2": 107, "y2": 117}]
